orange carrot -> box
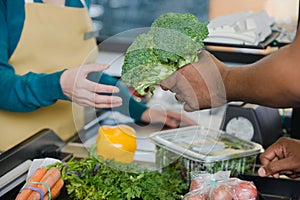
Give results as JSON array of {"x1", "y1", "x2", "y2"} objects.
[
  {"x1": 27, "y1": 167, "x2": 61, "y2": 200},
  {"x1": 43, "y1": 179, "x2": 64, "y2": 200},
  {"x1": 15, "y1": 167, "x2": 47, "y2": 200}
]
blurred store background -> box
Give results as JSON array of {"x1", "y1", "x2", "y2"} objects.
[{"x1": 89, "y1": 0, "x2": 298, "y2": 43}]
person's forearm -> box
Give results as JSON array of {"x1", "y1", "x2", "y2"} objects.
[
  {"x1": 224, "y1": 44, "x2": 300, "y2": 108},
  {"x1": 0, "y1": 70, "x2": 67, "y2": 112}
]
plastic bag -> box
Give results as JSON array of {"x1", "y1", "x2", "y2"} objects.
[{"x1": 184, "y1": 171, "x2": 257, "y2": 200}]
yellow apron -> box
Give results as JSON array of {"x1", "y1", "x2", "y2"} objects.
[{"x1": 0, "y1": 0, "x2": 98, "y2": 151}]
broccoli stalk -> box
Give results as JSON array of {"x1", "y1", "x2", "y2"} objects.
[{"x1": 121, "y1": 12, "x2": 209, "y2": 96}]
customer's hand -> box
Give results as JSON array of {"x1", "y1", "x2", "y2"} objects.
[
  {"x1": 141, "y1": 108, "x2": 198, "y2": 128},
  {"x1": 160, "y1": 51, "x2": 228, "y2": 111},
  {"x1": 258, "y1": 137, "x2": 300, "y2": 179},
  {"x1": 60, "y1": 63, "x2": 122, "y2": 108}
]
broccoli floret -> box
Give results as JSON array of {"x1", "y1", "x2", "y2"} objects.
[
  {"x1": 151, "y1": 12, "x2": 208, "y2": 67},
  {"x1": 121, "y1": 12, "x2": 209, "y2": 95},
  {"x1": 151, "y1": 27, "x2": 201, "y2": 68},
  {"x1": 122, "y1": 34, "x2": 176, "y2": 95},
  {"x1": 151, "y1": 12, "x2": 209, "y2": 44}
]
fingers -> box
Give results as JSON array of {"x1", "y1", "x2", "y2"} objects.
[
  {"x1": 258, "y1": 141, "x2": 283, "y2": 178},
  {"x1": 160, "y1": 85, "x2": 169, "y2": 91},
  {"x1": 258, "y1": 156, "x2": 280, "y2": 178},
  {"x1": 141, "y1": 107, "x2": 198, "y2": 130},
  {"x1": 259, "y1": 142, "x2": 284, "y2": 166},
  {"x1": 166, "y1": 111, "x2": 198, "y2": 126},
  {"x1": 160, "y1": 73, "x2": 177, "y2": 90},
  {"x1": 258, "y1": 167, "x2": 280, "y2": 178},
  {"x1": 181, "y1": 115, "x2": 198, "y2": 125},
  {"x1": 79, "y1": 63, "x2": 109, "y2": 75},
  {"x1": 141, "y1": 109, "x2": 197, "y2": 128},
  {"x1": 94, "y1": 94, "x2": 122, "y2": 108},
  {"x1": 163, "y1": 111, "x2": 181, "y2": 128},
  {"x1": 257, "y1": 167, "x2": 266, "y2": 177},
  {"x1": 164, "y1": 117, "x2": 180, "y2": 128},
  {"x1": 74, "y1": 81, "x2": 121, "y2": 108},
  {"x1": 183, "y1": 102, "x2": 196, "y2": 112},
  {"x1": 258, "y1": 157, "x2": 296, "y2": 178},
  {"x1": 73, "y1": 90, "x2": 122, "y2": 108},
  {"x1": 288, "y1": 173, "x2": 300, "y2": 179},
  {"x1": 85, "y1": 81, "x2": 120, "y2": 94},
  {"x1": 258, "y1": 137, "x2": 300, "y2": 179},
  {"x1": 175, "y1": 94, "x2": 185, "y2": 103}
]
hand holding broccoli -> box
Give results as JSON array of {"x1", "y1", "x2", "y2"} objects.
[{"x1": 121, "y1": 12, "x2": 209, "y2": 96}]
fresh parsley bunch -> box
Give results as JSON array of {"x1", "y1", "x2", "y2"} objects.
[{"x1": 53, "y1": 155, "x2": 187, "y2": 200}]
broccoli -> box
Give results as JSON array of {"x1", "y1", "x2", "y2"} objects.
[{"x1": 121, "y1": 12, "x2": 209, "y2": 96}]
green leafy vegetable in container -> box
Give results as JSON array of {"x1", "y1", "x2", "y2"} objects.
[{"x1": 121, "y1": 12, "x2": 209, "y2": 96}]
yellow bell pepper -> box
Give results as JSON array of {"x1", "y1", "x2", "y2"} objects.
[{"x1": 96, "y1": 125, "x2": 137, "y2": 163}]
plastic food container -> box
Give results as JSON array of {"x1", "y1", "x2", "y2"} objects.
[{"x1": 149, "y1": 126, "x2": 263, "y2": 183}]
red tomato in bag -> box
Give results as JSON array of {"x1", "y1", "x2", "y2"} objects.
[
  {"x1": 190, "y1": 179, "x2": 207, "y2": 191},
  {"x1": 211, "y1": 185, "x2": 233, "y2": 200},
  {"x1": 184, "y1": 193, "x2": 206, "y2": 200},
  {"x1": 190, "y1": 180, "x2": 201, "y2": 191},
  {"x1": 234, "y1": 181, "x2": 257, "y2": 200}
]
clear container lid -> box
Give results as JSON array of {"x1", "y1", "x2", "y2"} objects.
[{"x1": 149, "y1": 126, "x2": 263, "y2": 162}]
